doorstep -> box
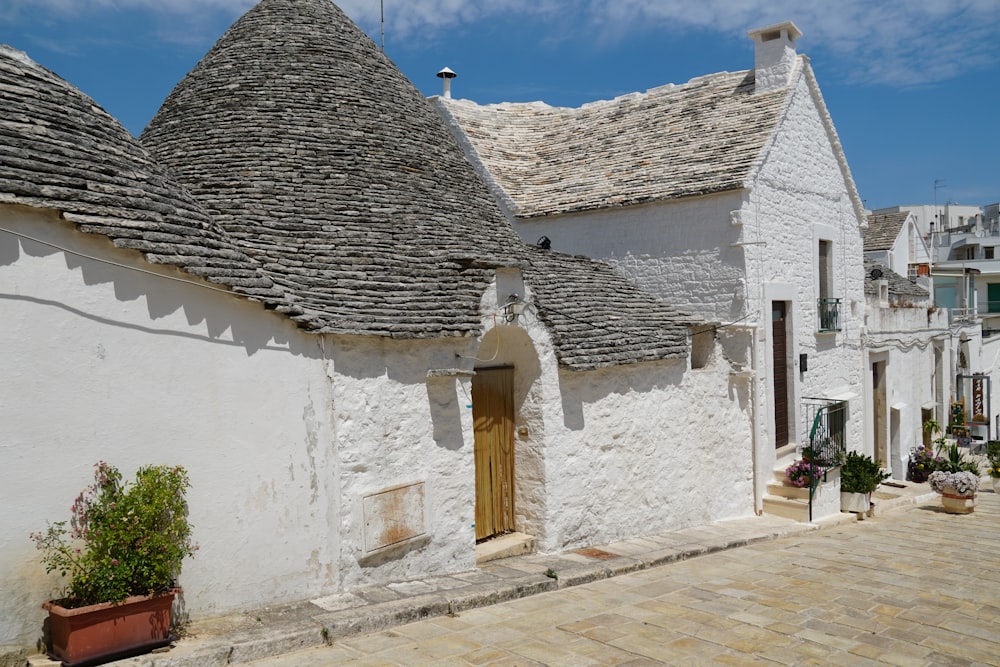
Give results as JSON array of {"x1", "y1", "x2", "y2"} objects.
[{"x1": 475, "y1": 532, "x2": 535, "y2": 564}]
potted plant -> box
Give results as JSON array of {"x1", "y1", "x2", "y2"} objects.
[
  {"x1": 785, "y1": 460, "x2": 822, "y2": 488},
  {"x1": 937, "y1": 442, "x2": 980, "y2": 474},
  {"x1": 928, "y1": 470, "x2": 980, "y2": 513},
  {"x1": 987, "y1": 441, "x2": 1000, "y2": 493},
  {"x1": 840, "y1": 452, "x2": 890, "y2": 514},
  {"x1": 31, "y1": 462, "x2": 195, "y2": 666},
  {"x1": 907, "y1": 444, "x2": 943, "y2": 482}
]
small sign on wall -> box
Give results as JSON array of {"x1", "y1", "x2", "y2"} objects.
[{"x1": 362, "y1": 481, "x2": 426, "y2": 555}]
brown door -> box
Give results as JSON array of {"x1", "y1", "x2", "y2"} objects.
[
  {"x1": 772, "y1": 302, "x2": 789, "y2": 448},
  {"x1": 873, "y1": 361, "x2": 887, "y2": 463},
  {"x1": 472, "y1": 367, "x2": 515, "y2": 541}
]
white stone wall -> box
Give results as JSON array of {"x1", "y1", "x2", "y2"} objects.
[
  {"x1": 481, "y1": 282, "x2": 755, "y2": 554},
  {"x1": 512, "y1": 193, "x2": 747, "y2": 325},
  {"x1": 0, "y1": 207, "x2": 482, "y2": 646},
  {"x1": 741, "y1": 70, "x2": 866, "y2": 497},
  {"x1": 329, "y1": 334, "x2": 480, "y2": 589},
  {"x1": 865, "y1": 304, "x2": 952, "y2": 477}
]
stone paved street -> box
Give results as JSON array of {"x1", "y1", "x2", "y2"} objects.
[{"x1": 248, "y1": 491, "x2": 1000, "y2": 666}]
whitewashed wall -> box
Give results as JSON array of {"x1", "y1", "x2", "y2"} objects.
[
  {"x1": 328, "y1": 334, "x2": 480, "y2": 589},
  {"x1": 513, "y1": 193, "x2": 747, "y2": 326},
  {"x1": 0, "y1": 207, "x2": 483, "y2": 646},
  {"x1": 865, "y1": 303, "x2": 952, "y2": 477},
  {"x1": 475, "y1": 279, "x2": 756, "y2": 554},
  {"x1": 740, "y1": 70, "x2": 866, "y2": 490}
]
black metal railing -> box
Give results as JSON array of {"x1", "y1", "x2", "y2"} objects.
[
  {"x1": 802, "y1": 398, "x2": 848, "y2": 521},
  {"x1": 817, "y1": 298, "x2": 841, "y2": 332}
]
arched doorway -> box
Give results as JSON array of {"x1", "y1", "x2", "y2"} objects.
[{"x1": 472, "y1": 366, "x2": 515, "y2": 541}]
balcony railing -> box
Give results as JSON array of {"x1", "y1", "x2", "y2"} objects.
[{"x1": 817, "y1": 298, "x2": 841, "y2": 332}]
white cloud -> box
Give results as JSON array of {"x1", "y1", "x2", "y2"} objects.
[
  {"x1": 344, "y1": 0, "x2": 1000, "y2": 86},
  {"x1": 9, "y1": 0, "x2": 998, "y2": 86}
]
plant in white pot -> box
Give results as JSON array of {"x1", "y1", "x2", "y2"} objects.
[
  {"x1": 31, "y1": 461, "x2": 195, "y2": 666},
  {"x1": 840, "y1": 452, "x2": 889, "y2": 515}
]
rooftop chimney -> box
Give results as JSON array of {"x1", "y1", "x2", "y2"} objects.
[
  {"x1": 746, "y1": 21, "x2": 802, "y2": 94},
  {"x1": 437, "y1": 66, "x2": 457, "y2": 99}
]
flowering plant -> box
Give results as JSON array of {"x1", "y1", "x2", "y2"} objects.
[
  {"x1": 907, "y1": 445, "x2": 944, "y2": 482},
  {"x1": 785, "y1": 460, "x2": 823, "y2": 488},
  {"x1": 31, "y1": 462, "x2": 195, "y2": 608},
  {"x1": 988, "y1": 441, "x2": 1000, "y2": 479},
  {"x1": 928, "y1": 470, "x2": 980, "y2": 496}
]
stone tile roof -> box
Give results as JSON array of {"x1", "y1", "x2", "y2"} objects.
[
  {"x1": 863, "y1": 259, "x2": 928, "y2": 298},
  {"x1": 0, "y1": 45, "x2": 282, "y2": 302},
  {"x1": 865, "y1": 211, "x2": 908, "y2": 251},
  {"x1": 0, "y1": 0, "x2": 697, "y2": 370},
  {"x1": 524, "y1": 247, "x2": 691, "y2": 370},
  {"x1": 433, "y1": 68, "x2": 792, "y2": 218},
  {"x1": 141, "y1": 0, "x2": 524, "y2": 338}
]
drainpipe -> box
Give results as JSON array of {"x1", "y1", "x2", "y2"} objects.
[{"x1": 750, "y1": 326, "x2": 764, "y2": 514}]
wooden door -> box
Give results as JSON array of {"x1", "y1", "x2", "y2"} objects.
[
  {"x1": 472, "y1": 367, "x2": 515, "y2": 541},
  {"x1": 772, "y1": 302, "x2": 789, "y2": 448},
  {"x1": 873, "y1": 361, "x2": 887, "y2": 463}
]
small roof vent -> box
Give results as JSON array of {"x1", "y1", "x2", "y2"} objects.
[{"x1": 437, "y1": 66, "x2": 456, "y2": 99}]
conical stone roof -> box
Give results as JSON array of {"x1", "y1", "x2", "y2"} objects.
[
  {"x1": 141, "y1": 0, "x2": 523, "y2": 338},
  {"x1": 0, "y1": 45, "x2": 280, "y2": 301}
]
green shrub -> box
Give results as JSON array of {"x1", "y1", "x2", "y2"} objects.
[
  {"x1": 31, "y1": 462, "x2": 196, "y2": 607},
  {"x1": 840, "y1": 452, "x2": 890, "y2": 494}
]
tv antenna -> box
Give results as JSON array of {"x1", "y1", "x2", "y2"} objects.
[
  {"x1": 934, "y1": 178, "x2": 948, "y2": 228},
  {"x1": 380, "y1": 0, "x2": 385, "y2": 51}
]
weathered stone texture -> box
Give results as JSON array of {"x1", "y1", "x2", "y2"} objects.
[{"x1": 140, "y1": 0, "x2": 523, "y2": 339}]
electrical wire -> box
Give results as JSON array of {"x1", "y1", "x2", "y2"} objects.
[
  {"x1": 457, "y1": 314, "x2": 503, "y2": 362},
  {"x1": 0, "y1": 225, "x2": 239, "y2": 296}
]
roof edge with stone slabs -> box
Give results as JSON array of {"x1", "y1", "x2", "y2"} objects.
[
  {"x1": 0, "y1": 44, "x2": 285, "y2": 306},
  {"x1": 433, "y1": 66, "x2": 791, "y2": 219}
]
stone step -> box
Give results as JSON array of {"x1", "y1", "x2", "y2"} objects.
[
  {"x1": 475, "y1": 532, "x2": 535, "y2": 565},
  {"x1": 767, "y1": 482, "x2": 809, "y2": 500},
  {"x1": 761, "y1": 494, "x2": 811, "y2": 522}
]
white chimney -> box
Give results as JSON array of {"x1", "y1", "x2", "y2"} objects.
[
  {"x1": 746, "y1": 21, "x2": 802, "y2": 94},
  {"x1": 436, "y1": 66, "x2": 456, "y2": 99}
]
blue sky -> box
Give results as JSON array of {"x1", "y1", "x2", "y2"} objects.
[{"x1": 2, "y1": 0, "x2": 998, "y2": 211}]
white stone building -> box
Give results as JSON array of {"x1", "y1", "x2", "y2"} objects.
[
  {"x1": 434, "y1": 22, "x2": 870, "y2": 521},
  {"x1": 864, "y1": 210, "x2": 932, "y2": 285},
  {"x1": 865, "y1": 204, "x2": 999, "y2": 456},
  {"x1": 1, "y1": 0, "x2": 760, "y2": 649}
]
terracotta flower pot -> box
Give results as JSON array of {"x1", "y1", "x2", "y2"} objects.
[{"x1": 43, "y1": 590, "x2": 175, "y2": 666}]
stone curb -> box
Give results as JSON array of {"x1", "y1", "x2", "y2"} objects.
[{"x1": 27, "y1": 491, "x2": 936, "y2": 667}]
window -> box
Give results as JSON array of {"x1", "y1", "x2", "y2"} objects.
[
  {"x1": 817, "y1": 239, "x2": 840, "y2": 332},
  {"x1": 988, "y1": 284, "x2": 1000, "y2": 313},
  {"x1": 818, "y1": 240, "x2": 832, "y2": 300},
  {"x1": 689, "y1": 326, "x2": 714, "y2": 370},
  {"x1": 986, "y1": 247, "x2": 995, "y2": 260}
]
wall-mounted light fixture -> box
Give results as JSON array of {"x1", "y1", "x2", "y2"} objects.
[{"x1": 503, "y1": 294, "x2": 524, "y2": 323}]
